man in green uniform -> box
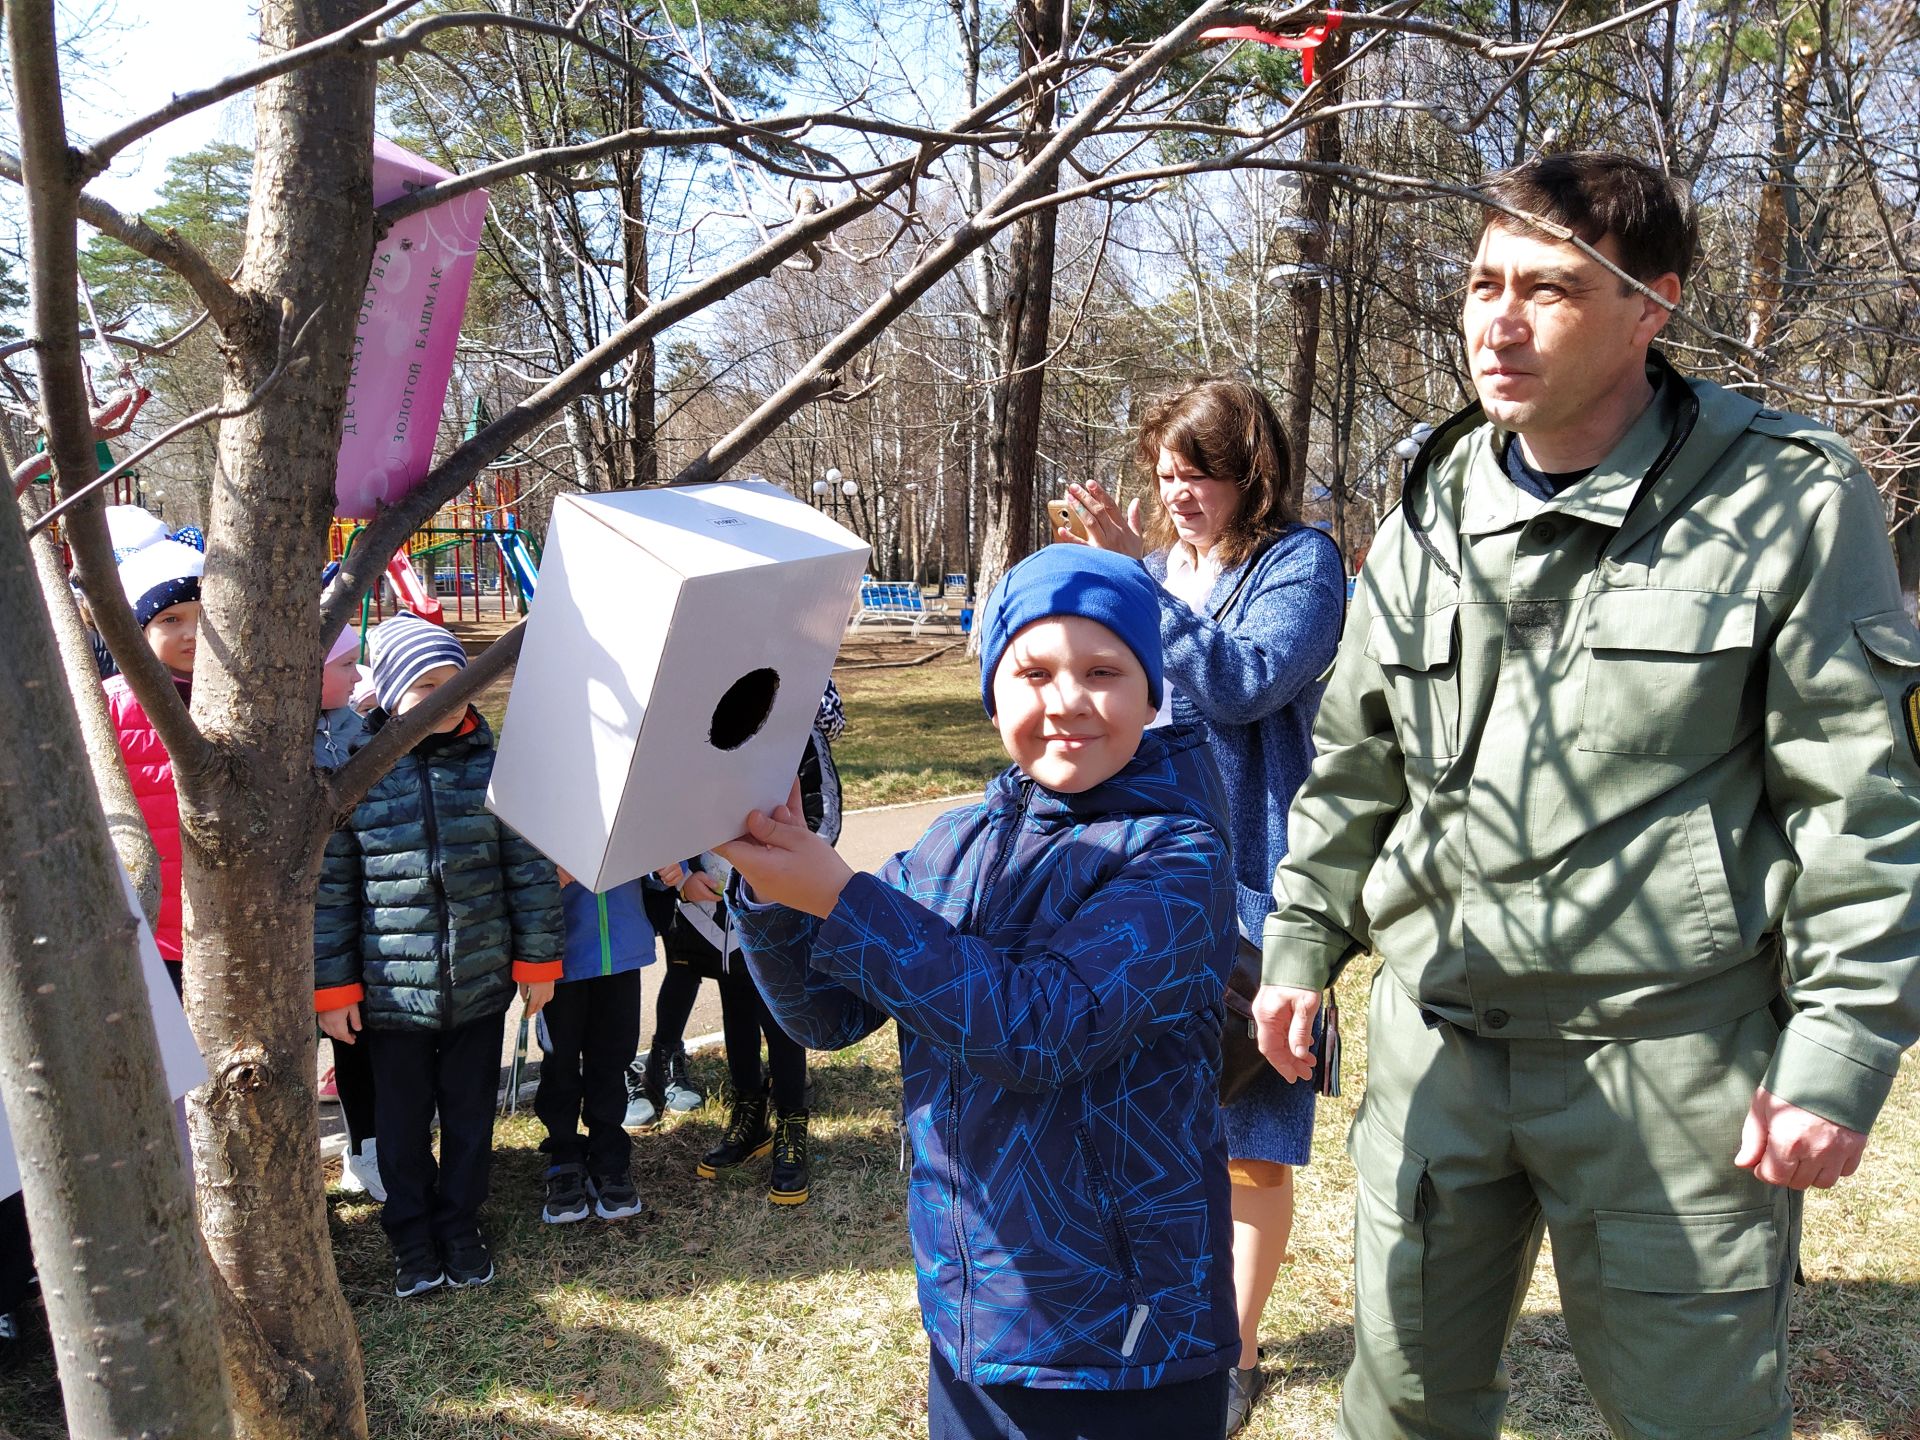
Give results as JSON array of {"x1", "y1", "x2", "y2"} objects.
[{"x1": 1253, "y1": 151, "x2": 1920, "y2": 1438}]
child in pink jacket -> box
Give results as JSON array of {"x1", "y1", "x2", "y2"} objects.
[{"x1": 103, "y1": 535, "x2": 204, "y2": 989}]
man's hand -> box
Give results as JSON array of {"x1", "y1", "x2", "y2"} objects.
[
  {"x1": 319, "y1": 1002, "x2": 361, "y2": 1047},
  {"x1": 1252, "y1": 984, "x2": 1321, "y2": 1083},
  {"x1": 1059, "y1": 479, "x2": 1147, "y2": 560},
  {"x1": 555, "y1": 864, "x2": 575, "y2": 888},
  {"x1": 520, "y1": 980, "x2": 555, "y2": 1018},
  {"x1": 1734, "y1": 1086, "x2": 1868, "y2": 1190},
  {"x1": 714, "y1": 784, "x2": 854, "y2": 920}
]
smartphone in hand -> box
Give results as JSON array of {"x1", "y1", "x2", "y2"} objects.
[{"x1": 1046, "y1": 497, "x2": 1088, "y2": 540}]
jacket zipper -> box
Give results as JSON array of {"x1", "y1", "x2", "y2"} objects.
[
  {"x1": 976, "y1": 779, "x2": 1034, "y2": 921},
  {"x1": 948, "y1": 779, "x2": 1033, "y2": 1377},
  {"x1": 414, "y1": 755, "x2": 452, "y2": 1022},
  {"x1": 597, "y1": 892, "x2": 611, "y2": 977},
  {"x1": 1074, "y1": 1125, "x2": 1150, "y2": 1356}
]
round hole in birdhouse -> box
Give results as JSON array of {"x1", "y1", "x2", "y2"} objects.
[{"x1": 709, "y1": 668, "x2": 780, "y2": 751}]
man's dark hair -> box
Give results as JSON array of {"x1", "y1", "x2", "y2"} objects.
[{"x1": 1480, "y1": 151, "x2": 1698, "y2": 288}]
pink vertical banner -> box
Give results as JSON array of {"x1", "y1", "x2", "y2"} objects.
[{"x1": 334, "y1": 138, "x2": 489, "y2": 519}]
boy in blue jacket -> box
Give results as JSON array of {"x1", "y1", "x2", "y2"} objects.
[
  {"x1": 534, "y1": 873, "x2": 654, "y2": 1223},
  {"x1": 717, "y1": 547, "x2": 1239, "y2": 1439}
]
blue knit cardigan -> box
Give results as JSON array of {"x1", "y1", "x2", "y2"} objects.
[{"x1": 1145, "y1": 525, "x2": 1347, "y2": 941}]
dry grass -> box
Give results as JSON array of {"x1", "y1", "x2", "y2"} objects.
[
  {"x1": 829, "y1": 654, "x2": 1005, "y2": 810},
  {"x1": 1, "y1": 987, "x2": 1917, "y2": 1436}
]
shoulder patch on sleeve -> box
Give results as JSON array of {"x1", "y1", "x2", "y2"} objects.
[{"x1": 1746, "y1": 408, "x2": 1867, "y2": 480}]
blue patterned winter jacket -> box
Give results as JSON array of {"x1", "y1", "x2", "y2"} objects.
[{"x1": 734, "y1": 725, "x2": 1239, "y2": 1391}]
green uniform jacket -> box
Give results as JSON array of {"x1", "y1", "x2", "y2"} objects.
[{"x1": 1263, "y1": 354, "x2": 1920, "y2": 1133}]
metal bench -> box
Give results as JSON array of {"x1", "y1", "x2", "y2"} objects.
[{"x1": 853, "y1": 580, "x2": 943, "y2": 635}]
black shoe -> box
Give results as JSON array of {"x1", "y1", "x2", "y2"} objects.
[
  {"x1": 441, "y1": 1231, "x2": 494, "y2": 1289},
  {"x1": 642, "y1": 1039, "x2": 669, "y2": 1115},
  {"x1": 696, "y1": 1082, "x2": 771, "y2": 1178},
  {"x1": 769, "y1": 1108, "x2": 810, "y2": 1206},
  {"x1": 662, "y1": 1043, "x2": 704, "y2": 1112},
  {"x1": 542, "y1": 1163, "x2": 591, "y2": 1224},
  {"x1": 393, "y1": 1242, "x2": 446, "y2": 1299},
  {"x1": 1225, "y1": 1363, "x2": 1266, "y2": 1435},
  {"x1": 590, "y1": 1169, "x2": 644, "y2": 1220}
]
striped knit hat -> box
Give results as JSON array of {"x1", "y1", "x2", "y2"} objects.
[{"x1": 369, "y1": 613, "x2": 466, "y2": 713}]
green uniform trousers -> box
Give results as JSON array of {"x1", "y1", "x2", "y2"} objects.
[{"x1": 1339, "y1": 972, "x2": 1800, "y2": 1440}]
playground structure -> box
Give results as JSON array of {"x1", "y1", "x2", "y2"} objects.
[{"x1": 327, "y1": 467, "x2": 541, "y2": 634}]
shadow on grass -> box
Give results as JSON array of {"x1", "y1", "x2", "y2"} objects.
[{"x1": 1255, "y1": 1278, "x2": 1920, "y2": 1439}]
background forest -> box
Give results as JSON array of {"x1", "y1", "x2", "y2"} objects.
[{"x1": 73, "y1": 0, "x2": 1920, "y2": 591}]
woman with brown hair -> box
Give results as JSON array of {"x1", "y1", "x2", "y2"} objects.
[{"x1": 1061, "y1": 377, "x2": 1345, "y2": 1433}]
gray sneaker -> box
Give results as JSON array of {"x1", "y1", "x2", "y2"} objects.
[
  {"x1": 623, "y1": 1061, "x2": 659, "y2": 1128},
  {"x1": 661, "y1": 1045, "x2": 704, "y2": 1112}
]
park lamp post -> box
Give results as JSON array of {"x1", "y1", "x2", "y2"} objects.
[
  {"x1": 1392, "y1": 422, "x2": 1435, "y2": 502},
  {"x1": 815, "y1": 467, "x2": 859, "y2": 528}
]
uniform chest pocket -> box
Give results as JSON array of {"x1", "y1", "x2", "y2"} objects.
[
  {"x1": 1367, "y1": 608, "x2": 1460, "y2": 759},
  {"x1": 1853, "y1": 613, "x2": 1920, "y2": 790},
  {"x1": 1579, "y1": 590, "x2": 1756, "y2": 755}
]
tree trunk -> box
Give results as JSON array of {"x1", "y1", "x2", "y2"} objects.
[
  {"x1": 182, "y1": 2, "x2": 378, "y2": 1434},
  {"x1": 977, "y1": 0, "x2": 1066, "y2": 617},
  {"x1": 1279, "y1": 31, "x2": 1347, "y2": 501},
  {"x1": 0, "y1": 495, "x2": 236, "y2": 1440},
  {"x1": 617, "y1": 28, "x2": 658, "y2": 492},
  {"x1": 1746, "y1": 35, "x2": 1819, "y2": 357},
  {"x1": 21, "y1": 493, "x2": 163, "y2": 924},
  {"x1": 1, "y1": 10, "x2": 234, "y2": 1422}
]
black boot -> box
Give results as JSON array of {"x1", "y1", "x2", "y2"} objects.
[
  {"x1": 696, "y1": 1082, "x2": 771, "y2": 1179},
  {"x1": 642, "y1": 1039, "x2": 669, "y2": 1115},
  {"x1": 768, "y1": 1108, "x2": 810, "y2": 1206}
]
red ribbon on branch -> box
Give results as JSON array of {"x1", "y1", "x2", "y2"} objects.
[{"x1": 1200, "y1": 10, "x2": 1344, "y2": 86}]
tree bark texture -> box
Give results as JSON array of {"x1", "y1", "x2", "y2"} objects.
[
  {"x1": 182, "y1": 2, "x2": 378, "y2": 1434},
  {"x1": 1745, "y1": 34, "x2": 1818, "y2": 357},
  {"x1": 976, "y1": 0, "x2": 1067, "y2": 616},
  {"x1": 0, "y1": 495, "x2": 236, "y2": 1440},
  {"x1": 21, "y1": 497, "x2": 164, "y2": 926},
  {"x1": 1279, "y1": 30, "x2": 1347, "y2": 502},
  {"x1": 1, "y1": 10, "x2": 234, "y2": 1423}
]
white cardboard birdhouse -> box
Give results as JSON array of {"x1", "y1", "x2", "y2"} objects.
[{"x1": 487, "y1": 480, "x2": 870, "y2": 890}]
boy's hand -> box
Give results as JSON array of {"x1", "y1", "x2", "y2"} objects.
[
  {"x1": 555, "y1": 864, "x2": 576, "y2": 888},
  {"x1": 681, "y1": 870, "x2": 724, "y2": 905},
  {"x1": 520, "y1": 980, "x2": 555, "y2": 1017},
  {"x1": 656, "y1": 862, "x2": 687, "y2": 888},
  {"x1": 319, "y1": 1003, "x2": 362, "y2": 1046},
  {"x1": 715, "y1": 782, "x2": 854, "y2": 919}
]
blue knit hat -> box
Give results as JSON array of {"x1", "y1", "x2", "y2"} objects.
[
  {"x1": 978, "y1": 546, "x2": 1163, "y2": 718},
  {"x1": 370, "y1": 613, "x2": 467, "y2": 713}
]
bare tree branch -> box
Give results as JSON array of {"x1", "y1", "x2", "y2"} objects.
[
  {"x1": 26, "y1": 303, "x2": 322, "y2": 537},
  {"x1": 5, "y1": 0, "x2": 211, "y2": 775}
]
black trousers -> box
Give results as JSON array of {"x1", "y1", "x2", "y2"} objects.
[
  {"x1": 720, "y1": 954, "x2": 806, "y2": 1114},
  {"x1": 0, "y1": 1193, "x2": 32, "y2": 1315},
  {"x1": 533, "y1": 969, "x2": 641, "y2": 1177},
  {"x1": 331, "y1": 1030, "x2": 378, "y2": 1155},
  {"x1": 927, "y1": 1348, "x2": 1229, "y2": 1440},
  {"x1": 364, "y1": 1011, "x2": 506, "y2": 1252}
]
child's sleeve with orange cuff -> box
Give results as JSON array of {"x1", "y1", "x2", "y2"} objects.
[
  {"x1": 314, "y1": 982, "x2": 365, "y2": 1011},
  {"x1": 313, "y1": 824, "x2": 367, "y2": 1010},
  {"x1": 499, "y1": 822, "x2": 566, "y2": 979}
]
